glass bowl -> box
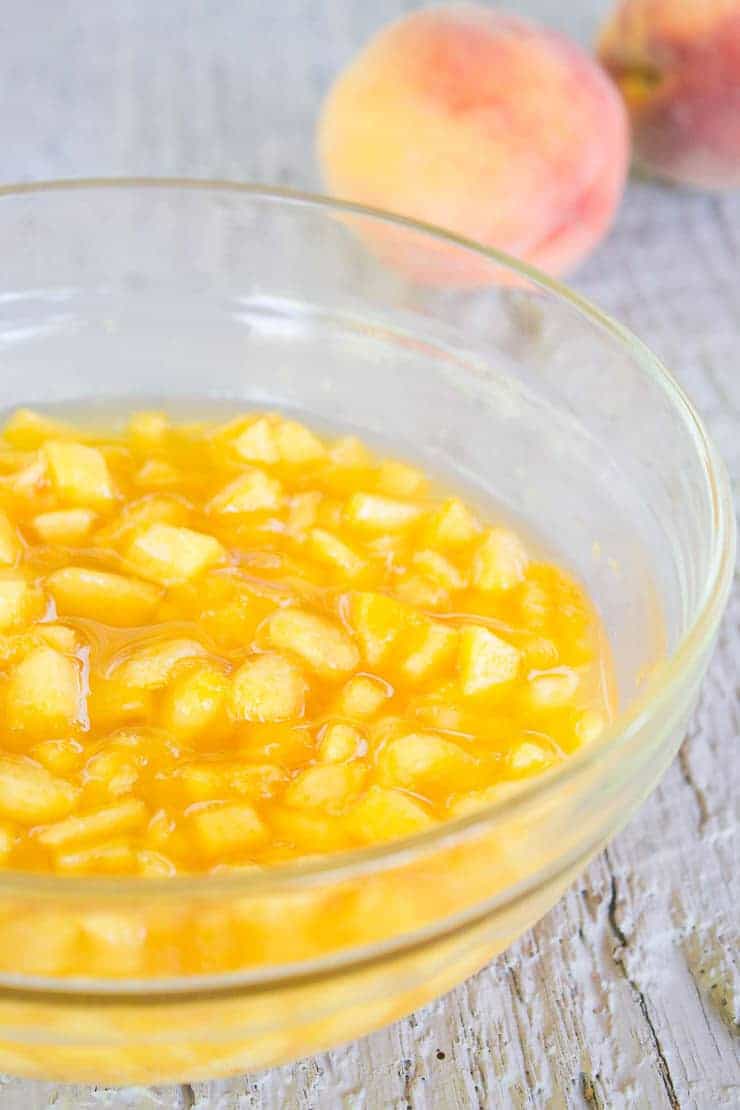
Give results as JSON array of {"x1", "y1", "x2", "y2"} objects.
[{"x1": 0, "y1": 180, "x2": 732, "y2": 1084}]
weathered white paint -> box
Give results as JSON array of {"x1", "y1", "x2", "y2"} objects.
[{"x1": 0, "y1": 2, "x2": 737, "y2": 1106}]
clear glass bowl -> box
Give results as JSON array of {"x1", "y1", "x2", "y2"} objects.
[{"x1": 0, "y1": 181, "x2": 733, "y2": 1084}]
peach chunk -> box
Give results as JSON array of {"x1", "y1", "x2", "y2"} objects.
[
  {"x1": 599, "y1": 0, "x2": 740, "y2": 190},
  {"x1": 318, "y1": 6, "x2": 629, "y2": 282}
]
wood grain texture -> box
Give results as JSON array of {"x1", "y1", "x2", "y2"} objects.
[{"x1": 0, "y1": 2, "x2": 737, "y2": 1106}]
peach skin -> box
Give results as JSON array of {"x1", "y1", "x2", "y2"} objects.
[
  {"x1": 598, "y1": 0, "x2": 740, "y2": 190},
  {"x1": 318, "y1": 5, "x2": 629, "y2": 284}
]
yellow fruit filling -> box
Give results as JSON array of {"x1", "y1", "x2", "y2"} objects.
[{"x1": 0, "y1": 407, "x2": 614, "y2": 874}]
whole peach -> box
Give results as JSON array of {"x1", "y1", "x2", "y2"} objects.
[
  {"x1": 598, "y1": 0, "x2": 740, "y2": 190},
  {"x1": 318, "y1": 5, "x2": 629, "y2": 283}
]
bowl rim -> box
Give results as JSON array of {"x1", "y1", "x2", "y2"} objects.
[{"x1": 0, "y1": 176, "x2": 734, "y2": 905}]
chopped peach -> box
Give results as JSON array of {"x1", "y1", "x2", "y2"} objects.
[
  {"x1": 472, "y1": 528, "x2": 529, "y2": 591},
  {"x1": 318, "y1": 722, "x2": 365, "y2": 763},
  {"x1": 424, "y1": 498, "x2": 479, "y2": 548},
  {"x1": 6, "y1": 646, "x2": 84, "y2": 735},
  {"x1": 345, "y1": 492, "x2": 422, "y2": 532},
  {"x1": 377, "y1": 732, "x2": 478, "y2": 793},
  {"x1": 0, "y1": 573, "x2": 39, "y2": 631},
  {"x1": 308, "y1": 527, "x2": 366, "y2": 579},
  {"x1": 189, "y1": 802, "x2": 268, "y2": 858},
  {"x1": 233, "y1": 416, "x2": 280, "y2": 464},
  {"x1": 229, "y1": 653, "x2": 306, "y2": 722},
  {"x1": 334, "y1": 674, "x2": 391, "y2": 719},
  {"x1": 267, "y1": 608, "x2": 359, "y2": 678},
  {"x1": 0, "y1": 510, "x2": 21, "y2": 564},
  {"x1": 376, "y1": 459, "x2": 427, "y2": 497},
  {"x1": 458, "y1": 625, "x2": 521, "y2": 695},
  {"x1": 43, "y1": 441, "x2": 115, "y2": 507},
  {"x1": 2, "y1": 408, "x2": 73, "y2": 448},
  {"x1": 0, "y1": 756, "x2": 78, "y2": 824},
  {"x1": 345, "y1": 785, "x2": 433, "y2": 843},
  {"x1": 32, "y1": 508, "x2": 97, "y2": 545},
  {"x1": 159, "y1": 662, "x2": 230, "y2": 739},
  {"x1": 46, "y1": 566, "x2": 161, "y2": 626},
  {"x1": 273, "y1": 419, "x2": 325, "y2": 463},
  {"x1": 283, "y1": 763, "x2": 366, "y2": 809},
  {"x1": 126, "y1": 522, "x2": 225, "y2": 584},
  {"x1": 36, "y1": 799, "x2": 148, "y2": 850},
  {"x1": 347, "y1": 591, "x2": 410, "y2": 665},
  {"x1": 115, "y1": 638, "x2": 207, "y2": 690},
  {"x1": 208, "y1": 469, "x2": 282, "y2": 515}
]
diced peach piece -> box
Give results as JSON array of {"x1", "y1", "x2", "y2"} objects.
[
  {"x1": 87, "y1": 676, "x2": 153, "y2": 731},
  {"x1": 446, "y1": 780, "x2": 523, "y2": 818},
  {"x1": 329, "y1": 435, "x2": 374, "y2": 468},
  {"x1": 318, "y1": 7, "x2": 628, "y2": 280},
  {"x1": 425, "y1": 498, "x2": 479, "y2": 548},
  {"x1": 0, "y1": 822, "x2": 16, "y2": 861},
  {"x1": 401, "y1": 621, "x2": 457, "y2": 682},
  {"x1": 395, "y1": 574, "x2": 449, "y2": 610},
  {"x1": 135, "y1": 459, "x2": 180, "y2": 488},
  {"x1": 345, "y1": 785, "x2": 433, "y2": 843},
  {"x1": 233, "y1": 416, "x2": 280, "y2": 464},
  {"x1": 284, "y1": 762, "x2": 366, "y2": 809},
  {"x1": 190, "y1": 802, "x2": 268, "y2": 858},
  {"x1": 7, "y1": 455, "x2": 47, "y2": 499},
  {"x1": 334, "y1": 674, "x2": 391, "y2": 719},
  {"x1": 37, "y1": 623, "x2": 79, "y2": 653},
  {"x1": 286, "y1": 491, "x2": 323, "y2": 534},
  {"x1": 80, "y1": 911, "x2": 147, "y2": 974},
  {"x1": 43, "y1": 441, "x2": 115, "y2": 507},
  {"x1": 347, "y1": 591, "x2": 410, "y2": 665},
  {"x1": 519, "y1": 579, "x2": 549, "y2": 629},
  {"x1": 576, "y1": 709, "x2": 606, "y2": 744},
  {"x1": 377, "y1": 732, "x2": 478, "y2": 792},
  {"x1": 6, "y1": 646, "x2": 85, "y2": 735},
  {"x1": 269, "y1": 806, "x2": 348, "y2": 852},
  {"x1": 0, "y1": 510, "x2": 21, "y2": 564},
  {"x1": 472, "y1": 528, "x2": 529, "y2": 591},
  {"x1": 346, "y1": 492, "x2": 422, "y2": 532},
  {"x1": 115, "y1": 638, "x2": 207, "y2": 691},
  {"x1": 32, "y1": 508, "x2": 97, "y2": 545},
  {"x1": 46, "y1": 566, "x2": 161, "y2": 627},
  {"x1": 55, "y1": 839, "x2": 136, "y2": 875},
  {"x1": 528, "y1": 669, "x2": 579, "y2": 707},
  {"x1": 0, "y1": 573, "x2": 38, "y2": 630},
  {"x1": 128, "y1": 410, "x2": 170, "y2": 448},
  {"x1": 126, "y1": 522, "x2": 225, "y2": 585},
  {"x1": 267, "y1": 608, "x2": 359, "y2": 678},
  {"x1": 376, "y1": 459, "x2": 427, "y2": 497},
  {"x1": 83, "y1": 749, "x2": 140, "y2": 797},
  {"x1": 31, "y1": 738, "x2": 84, "y2": 776},
  {"x1": 273, "y1": 419, "x2": 325, "y2": 463},
  {"x1": 36, "y1": 799, "x2": 148, "y2": 850},
  {"x1": 458, "y1": 625, "x2": 521, "y2": 695},
  {"x1": 208, "y1": 469, "x2": 282, "y2": 514},
  {"x1": 2, "y1": 408, "x2": 73, "y2": 448},
  {"x1": 177, "y1": 762, "x2": 285, "y2": 802},
  {"x1": 508, "y1": 739, "x2": 555, "y2": 775},
  {"x1": 308, "y1": 527, "x2": 366, "y2": 579},
  {"x1": 318, "y1": 722, "x2": 365, "y2": 762},
  {"x1": 229, "y1": 653, "x2": 306, "y2": 722},
  {"x1": 0, "y1": 756, "x2": 78, "y2": 824},
  {"x1": 412, "y1": 549, "x2": 464, "y2": 589},
  {"x1": 159, "y1": 662, "x2": 230, "y2": 738}
]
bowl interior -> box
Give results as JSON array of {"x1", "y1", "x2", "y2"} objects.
[{"x1": 0, "y1": 183, "x2": 716, "y2": 710}]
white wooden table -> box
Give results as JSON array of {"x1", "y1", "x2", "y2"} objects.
[{"x1": 0, "y1": 3, "x2": 737, "y2": 1106}]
